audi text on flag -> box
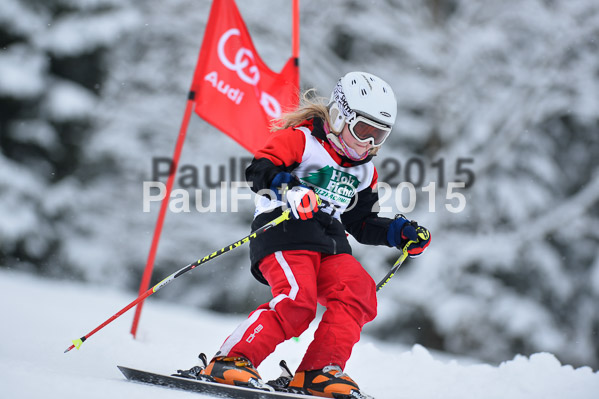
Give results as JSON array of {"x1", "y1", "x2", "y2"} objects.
[{"x1": 191, "y1": 0, "x2": 299, "y2": 154}]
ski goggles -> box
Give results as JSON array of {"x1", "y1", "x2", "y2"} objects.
[{"x1": 347, "y1": 115, "x2": 392, "y2": 147}]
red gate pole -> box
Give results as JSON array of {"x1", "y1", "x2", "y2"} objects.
[
  {"x1": 130, "y1": 92, "x2": 196, "y2": 338},
  {"x1": 292, "y1": 0, "x2": 300, "y2": 61}
]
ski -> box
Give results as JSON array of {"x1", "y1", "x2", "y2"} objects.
[{"x1": 118, "y1": 365, "x2": 313, "y2": 399}]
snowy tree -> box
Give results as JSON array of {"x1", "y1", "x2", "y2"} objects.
[
  {"x1": 349, "y1": 0, "x2": 599, "y2": 369},
  {"x1": 0, "y1": 0, "x2": 137, "y2": 276}
]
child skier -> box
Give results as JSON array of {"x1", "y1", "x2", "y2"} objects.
[{"x1": 197, "y1": 72, "x2": 430, "y2": 398}]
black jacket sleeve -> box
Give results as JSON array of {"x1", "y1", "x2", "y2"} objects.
[
  {"x1": 341, "y1": 186, "x2": 394, "y2": 246},
  {"x1": 246, "y1": 157, "x2": 284, "y2": 194}
]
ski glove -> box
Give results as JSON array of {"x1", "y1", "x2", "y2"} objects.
[
  {"x1": 270, "y1": 172, "x2": 299, "y2": 201},
  {"x1": 285, "y1": 186, "x2": 320, "y2": 220},
  {"x1": 387, "y1": 215, "x2": 431, "y2": 258}
]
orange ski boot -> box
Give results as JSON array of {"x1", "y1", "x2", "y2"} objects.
[
  {"x1": 201, "y1": 355, "x2": 268, "y2": 389},
  {"x1": 288, "y1": 365, "x2": 368, "y2": 398}
]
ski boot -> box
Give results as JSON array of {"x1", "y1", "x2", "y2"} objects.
[
  {"x1": 201, "y1": 354, "x2": 274, "y2": 391},
  {"x1": 288, "y1": 365, "x2": 371, "y2": 398},
  {"x1": 175, "y1": 353, "x2": 273, "y2": 391}
]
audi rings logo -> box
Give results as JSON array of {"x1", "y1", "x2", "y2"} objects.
[
  {"x1": 205, "y1": 28, "x2": 281, "y2": 118},
  {"x1": 217, "y1": 29, "x2": 260, "y2": 86}
]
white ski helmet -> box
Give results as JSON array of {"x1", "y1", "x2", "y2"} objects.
[{"x1": 328, "y1": 72, "x2": 397, "y2": 144}]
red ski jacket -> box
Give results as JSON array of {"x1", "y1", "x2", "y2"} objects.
[{"x1": 246, "y1": 118, "x2": 394, "y2": 285}]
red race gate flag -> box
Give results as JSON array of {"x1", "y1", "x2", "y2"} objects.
[
  {"x1": 190, "y1": 0, "x2": 300, "y2": 154},
  {"x1": 130, "y1": 0, "x2": 300, "y2": 338}
]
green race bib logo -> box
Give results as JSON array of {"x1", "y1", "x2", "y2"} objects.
[{"x1": 300, "y1": 166, "x2": 360, "y2": 205}]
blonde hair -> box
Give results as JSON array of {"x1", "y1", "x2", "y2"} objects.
[
  {"x1": 271, "y1": 88, "x2": 380, "y2": 156},
  {"x1": 271, "y1": 89, "x2": 329, "y2": 131}
]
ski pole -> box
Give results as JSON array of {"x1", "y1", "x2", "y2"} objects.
[
  {"x1": 64, "y1": 210, "x2": 291, "y2": 353},
  {"x1": 376, "y1": 239, "x2": 415, "y2": 292}
]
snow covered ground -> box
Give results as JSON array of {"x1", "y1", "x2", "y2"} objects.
[{"x1": 1, "y1": 269, "x2": 597, "y2": 399}]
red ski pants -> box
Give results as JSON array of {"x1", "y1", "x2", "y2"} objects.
[{"x1": 218, "y1": 250, "x2": 377, "y2": 371}]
